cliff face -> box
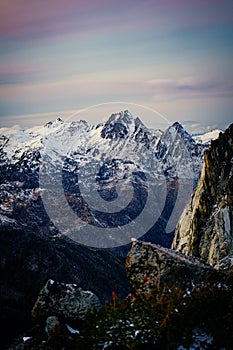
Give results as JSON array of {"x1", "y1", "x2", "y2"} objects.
[{"x1": 172, "y1": 124, "x2": 233, "y2": 270}]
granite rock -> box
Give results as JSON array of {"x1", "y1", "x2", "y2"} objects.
[
  {"x1": 32, "y1": 279, "x2": 102, "y2": 323},
  {"x1": 172, "y1": 123, "x2": 233, "y2": 270},
  {"x1": 126, "y1": 240, "x2": 214, "y2": 294}
]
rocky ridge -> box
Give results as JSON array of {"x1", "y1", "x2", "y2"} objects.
[{"x1": 172, "y1": 123, "x2": 233, "y2": 270}]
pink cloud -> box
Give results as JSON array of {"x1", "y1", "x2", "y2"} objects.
[
  {"x1": 1, "y1": 0, "x2": 232, "y2": 44},
  {"x1": 0, "y1": 62, "x2": 39, "y2": 75},
  {"x1": 132, "y1": 0, "x2": 233, "y2": 29},
  {"x1": 0, "y1": 0, "x2": 139, "y2": 40},
  {"x1": 0, "y1": 1, "x2": 106, "y2": 37}
]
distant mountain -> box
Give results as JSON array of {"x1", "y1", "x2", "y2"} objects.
[
  {"x1": 193, "y1": 129, "x2": 222, "y2": 145},
  {"x1": 0, "y1": 110, "x2": 207, "y2": 250}
]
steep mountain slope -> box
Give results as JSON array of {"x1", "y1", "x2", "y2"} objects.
[{"x1": 172, "y1": 123, "x2": 233, "y2": 270}]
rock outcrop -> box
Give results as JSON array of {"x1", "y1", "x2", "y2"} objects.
[
  {"x1": 45, "y1": 316, "x2": 64, "y2": 340},
  {"x1": 172, "y1": 123, "x2": 233, "y2": 270},
  {"x1": 32, "y1": 279, "x2": 101, "y2": 323},
  {"x1": 126, "y1": 240, "x2": 214, "y2": 294}
]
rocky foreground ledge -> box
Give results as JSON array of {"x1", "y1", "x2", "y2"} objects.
[{"x1": 126, "y1": 239, "x2": 217, "y2": 294}]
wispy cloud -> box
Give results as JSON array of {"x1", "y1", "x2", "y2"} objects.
[
  {"x1": 2, "y1": 0, "x2": 232, "y2": 43},
  {"x1": 0, "y1": 0, "x2": 147, "y2": 42},
  {"x1": 145, "y1": 77, "x2": 233, "y2": 100},
  {"x1": 133, "y1": 0, "x2": 233, "y2": 28}
]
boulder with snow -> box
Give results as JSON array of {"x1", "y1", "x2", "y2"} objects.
[{"x1": 32, "y1": 279, "x2": 102, "y2": 323}]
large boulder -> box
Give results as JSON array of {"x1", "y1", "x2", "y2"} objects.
[
  {"x1": 126, "y1": 240, "x2": 214, "y2": 294},
  {"x1": 32, "y1": 279, "x2": 102, "y2": 323}
]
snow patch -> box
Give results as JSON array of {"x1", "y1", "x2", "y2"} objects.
[
  {"x1": 66, "y1": 324, "x2": 80, "y2": 334},
  {"x1": 0, "y1": 213, "x2": 16, "y2": 224},
  {"x1": 193, "y1": 129, "x2": 222, "y2": 144},
  {"x1": 23, "y1": 336, "x2": 32, "y2": 342}
]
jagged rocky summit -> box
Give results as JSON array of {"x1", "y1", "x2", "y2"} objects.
[{"x1": 172, "y1": 123, "x2": 233, "y2": 270}]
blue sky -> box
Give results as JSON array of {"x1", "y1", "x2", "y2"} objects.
[{"x1": 0, "y1": 0, "x2": 233, "y2": 133}]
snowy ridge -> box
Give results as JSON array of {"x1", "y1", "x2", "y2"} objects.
[
  {"x1": 0, "y1": 110, "x2": 220, "y2": 240},
  {"x1": 0, "y1": 112, "x2": 205, "y2": 172},
  {"x1": 193, "y1": 129, "x2": 222, "y2": 145},
  {"x1": 0, "y1": 118, "x2": 91, "y2": 161}
]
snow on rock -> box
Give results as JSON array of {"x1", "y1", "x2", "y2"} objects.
[
  {"x1": 23, "y1": 336, "x2": 32, "y2": 342},
  {"x1": 0, "y1": 213, "x2": 17, "y2": 225},
  {"x1": 66, "y1": 323, "x2": 80, "y2": 334},
  {"x1": 177, "y1": 328, "x2": 213, "y2": 349},
  {"x1": 193, "y1": 129, "x2": 222, "y2": 145}
]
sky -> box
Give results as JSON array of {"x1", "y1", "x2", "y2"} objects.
[{"x1": 0, "y1": 0, "x2": 233, "y2": 133}]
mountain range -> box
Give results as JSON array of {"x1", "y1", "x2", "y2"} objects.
[{"x1": 0, "y1": 110, "x2": 210, "y2": 248}]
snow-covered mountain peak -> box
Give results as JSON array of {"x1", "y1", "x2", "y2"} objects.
[
  {"x1": 134, "y1": 116, "x2": 145, "y2": 128},
  {"x1": 168, "y1": 122, "x2": 194, "y2": 141},
  {"x1": 44, "y1": 117, "x2": 64, "y2": 128},
  {"x1": 165, "y1": 121, "x2": 198, "y2": 148},
  {"x1": 171, "y1": 121, "x2": 184, "y2": 131},
  {"x1": 101, "y1": 110, "x2": 137, "y2": 140},
  {"x1": 107, "y1": 110, "x2": 134, "y2": 125}
]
